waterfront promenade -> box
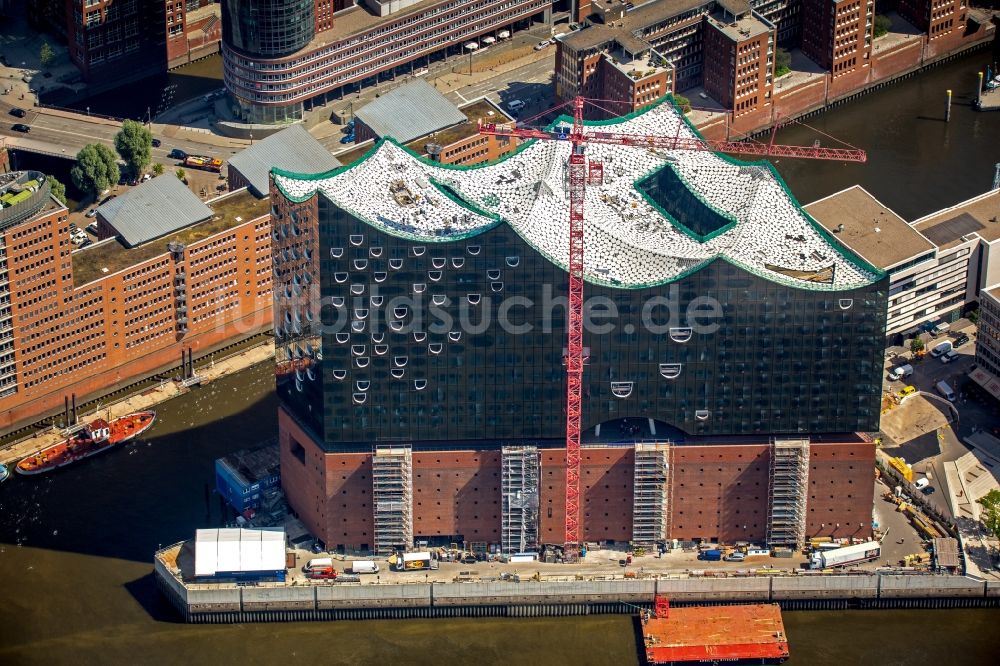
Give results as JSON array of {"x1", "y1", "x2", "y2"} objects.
[{"x1": 0, "y1": 342, "x2": 274, "y2": 467}]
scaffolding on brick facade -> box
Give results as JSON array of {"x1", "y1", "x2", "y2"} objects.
[
  {"x1": 632, "y1": 442, "x2": 672, "y2": 546},
  {"x1": 766, "y1": 438, "x2": 810, "y2": 548},
  {"x1": 372, "y1": 446, "x2": 413, "y2": 556},
  {"x1": 501, "y1": 445, "x2": 540, "y2": 554}
]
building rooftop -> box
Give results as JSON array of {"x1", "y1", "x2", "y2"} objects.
[
  {"x1": 706, "y1": 10, "x2": 771, "y2": 42},
  {"x1": 228, "y1": 124, "x2": 340, "y2": 198},
  {"x1": 986, "y1": 284, "x2": 1000, "y2": 301},
  {"x1": 306, "y1": 0, "x2": 454, "y2": 52},
  {"x1": 404, "y1": 99, "x2": 512, "y2": 153},
  {"x1": 561, "y1": 0, "x2": 708, "y2": 51},
  {"x1": 804, "y1": 186, "x2": 934, "y2": 270},
  {"x1": 96, "y1": 174, "x2": 213, "y2": 248},
  {"x1": 355, "y1": 79, "x2": 467, "y2": 145},
  {"x1": 273, "y1": 98, "x2": 881, "y2": 290},
  {"x1": 72, "y1": 189, "x2": 267, "y2": 286},
  {"x1": 912, "y1": 188, "x2": 1000, "y2": 250}
]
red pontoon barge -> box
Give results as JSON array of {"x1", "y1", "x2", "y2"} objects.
[{"x1": 642, "y1": 597, "x2": 789, "y2": 665}]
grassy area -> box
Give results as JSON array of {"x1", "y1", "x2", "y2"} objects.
[{"x1": 72, "y1": 189, "x2": 267, "y2": 286}]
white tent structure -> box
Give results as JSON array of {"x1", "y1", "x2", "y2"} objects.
[{"x1": 194, "y1": 527, "x2": 286, "y2": 579}]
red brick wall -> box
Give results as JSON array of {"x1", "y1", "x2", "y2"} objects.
[
  {"x1": 827, "y1": 65, "x2": 871, "y2": 100},
  {"x1": 671, "y1": 443, "x2": 771, "y2": 543},
  {"x1": 773, "y1": 76, "x2": 827, "y2": 120},
  {"x1": 871, "y1": 39, "x2": 923, "y2": 83},
  {"x1": 806, "y1": 441, "x2": 875, "y2": 539},
  {"x1": 412, "y1": 451, "x2": 501, "y2": 543}
]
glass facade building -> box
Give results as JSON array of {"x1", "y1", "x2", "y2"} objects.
[
  {"x1": 271, "y1": 173, "x2": 888, "y2": 453},
  {"x1": 222, "y1": 0, "x2": 316, "y2": 58}
]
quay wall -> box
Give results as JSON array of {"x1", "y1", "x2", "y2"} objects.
[{"x1": 153, "y1": 563, "x2": 1000, "y2": 623}]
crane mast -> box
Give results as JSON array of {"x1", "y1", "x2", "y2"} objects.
[{"x1": 478, "y1": 95, "x2": 865, "y2": 558}]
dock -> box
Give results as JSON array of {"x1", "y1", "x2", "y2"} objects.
[
  {"x1": 977, "y1": 86, "x2": 1000, "y2": 111},
  {"x1": 642, "y1": 601, "x2": 789, "y2": 665}
]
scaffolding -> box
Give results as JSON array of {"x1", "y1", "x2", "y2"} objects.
[
  {"x1": 501, "y1": 446, "x2": 540, "y2": 554},
  {"x1": 372, "y1": 446, "x2": 413, "y2": 556},
  {"x1": 766, "y1": 438, "x2": 810, "y2": 548},
  {"x1": 632, "y1": 442, "x2": 672, "y2": 546}
]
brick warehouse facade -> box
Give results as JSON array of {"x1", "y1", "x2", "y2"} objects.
[
  {"x1": 0, "y1": 174, "x2": 272, "y2": 432},
  {"x1": 269, "y1": 99, "x2": 887, "y2": 554}
]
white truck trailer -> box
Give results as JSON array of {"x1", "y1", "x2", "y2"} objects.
[{"x1": 810, "y1": 541, "x2": 881, "y2": 569}]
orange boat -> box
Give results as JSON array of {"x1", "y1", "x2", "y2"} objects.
[{"x1": 16, "y1": 411, "x2": 156, "y2": 476}]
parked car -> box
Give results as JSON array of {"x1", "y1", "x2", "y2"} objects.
[
  {"x1": 340, "y1": 134, "x2": 355, "y2": 144},
  {"x1": 940, "y1": 350, "x2": 959, "y2": 364},
  {"x1": 11, "y1": 123, "x2": 29, "y2": 133},
  {"x1": 85, "y1": 222, "x2": 98, "y2": 234},
  {"x1": 534, "y1": 40, "x2": 551, "y2": 50},
  {"x1": 723, "y1": 552, "x2": 746, "y2": 562},
  {"x1": 898, "y1": 385, "x2": 917, "y2": 397},
  {"x1": 141, "y1": 173, "x2": 151, "y2": 182},
  {"x1": 168, "y1": 148, "x2": 186, "y2": 159},
  {"x1": 151, "y1": 138, "x2": 161, "y2": 147},
  {"x1": 888, "y1": 364, "x2": 913, "y2": 381},
  {"x1": 9, "y1": 107, "x2": 26, "y2": 118},
  {"x1": 930, "y1": 340, "x2": 952, "y2": 358},
  {"x1": 953, "y1": 333, "x2": 970, "y2": 347},
  {"x1": 343, "y1": 119, "x2": 355, "y2": 133},
  {"x1": 85, "y1": 208, "x2": 97, "y2": 218},
  {"x1": 507, "y1": 99, "x2": 525, "y2": 113}
]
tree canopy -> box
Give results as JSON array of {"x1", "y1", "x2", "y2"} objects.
[
  {"x1": 71, "y1": 143, "x2": 120, "y2": 198},
  {"x1": 40, "y1": 42, "x2": 55, "y2": 69},
  {"x1": 775, "y1": 48, "x2": 792, "y2": 77},
  {"x1": 874, "y1": 15, "x2": 892, "y2": 39},
  {"x1": 978, "y1": 489, "x2": 1000, "y2": 538},
  {"x1": 48, "y1": 175, "x2": 67, "y2": 205},
  {"x1": 114, "y1": 120, "x2": 153, "y2": 176}
]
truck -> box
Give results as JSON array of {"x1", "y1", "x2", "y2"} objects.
[
  {"x1": 306, "y1": 567, "x2": 338, "y2": 580},
  {"x1": 397, "y1": 551, "x2": 434, "y2": 571},
  {"x1": 810, "y1": 541, "x2": 881, "y2": 569},
  {"x1": 697, "y1": 549, "x2": 722, "y2": 561},
  {"x1": 350, "y1": 560, "x2": 379, "y2": 574},
  {"x1": 183, "y1": 155, "x2": 223, "y2": 173},
  {"x1": 888, "y1": 364, "x2": 913, "y2": 381}
]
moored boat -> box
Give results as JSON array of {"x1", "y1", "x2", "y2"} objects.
[
  {"x1": 0, "y1": 462, "x2": 9, "y2": 483},
  {"x1": 15, "y1": 411, "x2": 156, "y2": 476}
]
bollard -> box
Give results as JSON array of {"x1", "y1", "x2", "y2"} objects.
[
  {"x1": 945, "y1": 89, "x2": 952, "y2": 122},
  {"x1": 977, "y1": 72, "x2": 984, "y2": 109}
]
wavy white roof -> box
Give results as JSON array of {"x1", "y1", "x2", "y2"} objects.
[{"x1": 273, "y1": 100, "x2": 880, "y2": 290}]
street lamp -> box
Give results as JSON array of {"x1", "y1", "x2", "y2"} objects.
[{"x1": 86, "y1": 106, "x2": 90, "y2": 116}]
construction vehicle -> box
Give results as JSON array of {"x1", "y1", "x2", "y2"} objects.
[
  {"x1": 477, "y1": 96, "x2": 866, "y2": 559},
  {"x1": 183, "y1": 155, "x2": 223, "y2": 173},
  {"x1": 888, "y1": 456, "x2": 914, "y2": 482}
]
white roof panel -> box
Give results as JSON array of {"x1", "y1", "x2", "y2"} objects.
[
  {"x1": 273, "y1": 98, "x2": 881, "y2": 290},
  {"x1": 193, "y1": 527, "x2": 286, "y2": 576}
]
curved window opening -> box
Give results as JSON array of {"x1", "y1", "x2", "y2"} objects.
[
  {"x1": 335, "y1": 333, "x2": 350, "y2": 344},
  {"x1": 432, "y1": 295, "x2": 447, "y2": 306},
  {"x1": 350, "y1": 234, "x2": 364, "y2": 246},
  {"x1": 351, "y1": 284, "x2": 365, "y2": 295},
  {"x1": 351, "y1": 321, "x2": 366, "y2": 333},
  {"x1": 394, "y1": 356, "x2": 408, "y2": 367},
  {"x1": 356, "y1": 380, "x2": 370, "y2": 392},
  {"x1": 659, "y1": 363, "x2": 682, "y2": 379},
  {"x1": 355, "y1": 357, "x2": 370, "y2": 368},
  {"x1": 839, "y1": 299, "x2": 854, "y2": 310},
  {"x1": 354, "y1": 259, "x2": 368, "y2": 270},
  {"x1": 335, "y1": 272, "x2": 348, "y2": 283},
  {"x1": 371, "y1": 332, "x2": 385, "y2": 343},
  {"x1": 451, "y1": 257, "x2": 465, "y2": 268},
  {"x1": 370, "y1": 247, "x2": 383, "y2": 257},
  {"x1": 413, "y1": 379, "x2": 427, "y2": 391},
  {"x1": 412, "y1": 246, "x2": 425, "y2": 257},
  {"x1": 389, "y1": 320, "x2": 404, "y2": 332},
  {"x1": 669, "y1": 327, "x2": 693, "y2": 343},
  {"x1": 331, "y1": 296, "x2": 345, "y2": 307},
  {"x1": 467, "y1": 245, "x2": 481, "y2": 255},
  {"x1": 467, "y1": 294, "x2": 481, "y2": 305},
  {"x1": 428, "y1": 343, "x2": 443, "y2": 354},
  {"x1": 695, "y1": 410, "x2": 711, "y2": 421},
  {"x1": 351, "y1": 345, "x2": 366, "y2": 356},
  {"x1": 413, "y1": 331, "x2": 427, "y2": 342},
  {"x1": 429, "y1": 270, "x2": 442, "y2": 281},
  {"x1": 448, "y1": 331, "x2": 462, "y2": 342},
  {"x1": 391, "y1": 368, "x2": 405, "y2": 379},
  {"x1": 374, "y1": 272, "x2": 387, "y2": 282},
  {"x1": 394, "y1": 306, "x2": 409, "y2": 319},
  {"x1": 487, "y1": 269, "x2": 501, "y2": 280},
  {"x1": 353, "y1": 393, "x2": 367, "y2": 404},
  {"x1": 370, "y1": 296, "x2": 384, "y2": 307},
  {"x1": 375, "y1": 344, "x2": 388, "y2": 355},
  {"x1": 354, "y1": 308, "x2": 369, "y2": 320},
  {"x1": 413, "y1": 283, "x2": 426, "y2": 294},
  {"x1": 333, "y1": 370, "x2": 347, "y2": 380},
  {"x1": 491, "y1": 282, "x2": 503, "y2": 292},
  {"x1": 432, "y1": 257, "x2": 446, "y2": 269},
  {"x1": 330, "y1": 247, "x2": 343, "y2": 258},
  {"x1": 506, "y1": 256, "x2": 520, "y2": 267},
  {"x1": 389, "y1": 259, "x2": 404, "y2": 270},
  {"x1": 611, "y1": 381, "x2": 633, "y2": 398}
]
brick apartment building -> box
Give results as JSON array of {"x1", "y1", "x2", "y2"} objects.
[
  {"x1": 0, "y1": 170, "x2": 273, "y2": 432},
  {"x1": 555, "y1": 0, "x2": 974, "y2": 119},
  {"x1": 165, "y1": 0, "x2": 223, "y2": 69},
  {"x1": 221, "y1": 0, "x2": 554, "y2": 125}
]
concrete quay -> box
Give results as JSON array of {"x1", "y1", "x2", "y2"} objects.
[
  {"x1": 0, "y1": 341, "x2": 275, "y2": 467},
  {"x1": 154, "y1": 547, "x2": 1000, "y2": 623}
]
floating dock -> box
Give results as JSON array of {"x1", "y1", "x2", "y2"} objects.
[{"x1": 642, "y1": 599, "x2": 789, "y2": 665}]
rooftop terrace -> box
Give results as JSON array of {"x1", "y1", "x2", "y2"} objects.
[
  {"x1": 912, "y1": 188, "x2": 1000, "y2": 250},
  {"x1": 273, "y1": 99, "x2": 881, "y2": 290},
  {"x1": 72, "y1": 189, "x2": 268, "y2": 286}
]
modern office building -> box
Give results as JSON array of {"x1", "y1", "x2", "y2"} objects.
[
  {"x1": 270, "y1": 98, "x2": 887, "y2": 554},
  {"x1": 0, "y1": 170, "x2": 272, "y2": 432},
  {"x1": 973, "y1": 285, "x2": 1000, "y2": 401},
  {"x1": 807, "y1": 186, "x2": 1000, "y2": 346},
  {"x1": 221, "y1": 0, "x2": 553, "y2": 125}
]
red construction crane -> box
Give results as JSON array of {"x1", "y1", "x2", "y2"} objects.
[{"x1": 478, "y1": 96, "x2": 866, "y2": 558}]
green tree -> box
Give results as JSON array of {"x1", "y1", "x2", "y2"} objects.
[
  {"x1": 114, "y1": 119, "x2": 153, "y2": 177},
  {"x1": 48, "y1": 175, "x2": 67, "y2": 205},
  {"x1": 176, "y1": 167, "x2": 187, "y2": 183},
  {"x1": 978, "y1": 489, "x2": 1000, "y2": 538},
  {"x1": 910, "y1": 337, "x2": 924, "y2": 354},
  {"x1": 874, "y1": 15, "x2": 892, "y2": 39},
  {"x1": 40, "y1": 42, "x2": 55, "y2": 69},
  {"x1": 152, "y1": 162, "x2": 164, "y2": 177},
  {"x1": 70, "y1": 143, "x2": 120, "y2": 198},
  {"x1": 775, "y1": 48, "x2": 792, "y2": 77},
  {"x1": 672, "y1": 94, "x2": 692, "y2": 114}
]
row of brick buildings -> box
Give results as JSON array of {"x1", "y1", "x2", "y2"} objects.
[
  {"x1": 32, "y1": 0, "x2": 222, "y2": 81},
  {"x1": 555, "y1": 0, "x2": 989, "y2": 127}
]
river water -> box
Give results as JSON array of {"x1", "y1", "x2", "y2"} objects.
[{"x1": 2, "y1": 50, "x2": 1000, "y2": 665}]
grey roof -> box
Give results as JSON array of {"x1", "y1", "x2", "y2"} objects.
[
  {"x1": 97, "y1": 174, "x2": 213, "y2": 248},
  {"x1": 355, "y1": 79, "x2": 467, "y2": 145},
  {"x1": 229, "y1": 124, "x2": 341, "y2": 198}
]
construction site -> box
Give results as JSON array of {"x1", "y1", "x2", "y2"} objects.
[{"x1": 268, "y1": 93, "x2": 889, "y2": 559}]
